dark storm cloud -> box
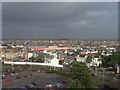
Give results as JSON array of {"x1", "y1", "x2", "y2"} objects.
[
  {"x1": 0, "y1": 2, "x2": 2, "y2": 39},
  {"x1": 2, "y1": 2, "x2": 118, "y2": 40}
]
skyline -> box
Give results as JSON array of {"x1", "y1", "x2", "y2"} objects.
[{"x1": 2, "y1": 2, "x2": 118, "y2": 40}]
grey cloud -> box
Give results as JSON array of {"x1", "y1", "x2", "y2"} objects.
[{"x1": 2, "y1": 2, "x2": 118, "y2": 40}]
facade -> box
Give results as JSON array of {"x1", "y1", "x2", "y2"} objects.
[
  {"x1": 88, "y1": 58, "x2": 102, "y2": 67},
  {"x1": 50, "y1": 57, "x2": 59, "y2": 66},
  {"x1": 75, "y1": 57, "x2": 86, "y2": 62},
  {"x1": 28, "y1": 53, "x2": 33, "y2": 59},
  {"x1": 3, "y1": 53, "x2": 17, "y2": 59},
  {"x1": 75, "y1": 55, "x2": 87, "y2": 62}
]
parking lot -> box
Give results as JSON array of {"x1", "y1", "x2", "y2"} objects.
[{"x1": 2, "y1": 71, "x2": 72, "y2": 89}]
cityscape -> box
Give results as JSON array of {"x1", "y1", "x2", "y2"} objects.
[
  {"x1": 1, "y1": 2, "x2": 119, "y2": 90},
  {"x1": 1, "y1": 39, "x2": 120, "y2": 89}
]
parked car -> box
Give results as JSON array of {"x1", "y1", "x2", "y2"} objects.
[
  {"x1": 15, "y1": 76, "x2": 21, "y2": 79},
  {"x1": 2, "y1": 74, "x2": 5, "y2": 79},
  {"x1": 31, "y1": 82, "x2": 37, "y2": 86},
  {"x1": 46, "y1": 83, "x2": 54, "y2": 88},
  {"x1": 54, "y1": 81, "x2": 62, "y2": 88},
  {"x1": 60, "y1": 79, "x2": 68, "y2": 84},
  {"x1": 25, "y1": 84, "x2": 34, "y2": 88}
]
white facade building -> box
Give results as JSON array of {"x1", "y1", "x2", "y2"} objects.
[
  {"x1": 28, "y1": 53, "x2": 33, "y2": 58},
  {"x1": 88, "y1": 58, "x2": 102, "y2": 67},
  {"x1": 75, "y1": 55, "x2": 86, "y2": 62},
  {"x1": 50, "y1": 57, "x2": 59, "y2": 66},
  {"x1": 91, "y1": 51, "x2": 98, "y2": 54},
  {"x1": 50, "y1": 54, "x2": 59, "y2": 65}
]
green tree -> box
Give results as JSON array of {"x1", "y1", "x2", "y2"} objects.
[
  {"x1": 86, "y1": 56, "x2": 92, "y2": 63},
  {"x1": 59, "y1": 60, "x2": 64, "y2": 65},
  {"x1": 36, "y1": 54, "x2": 44, "y2": 63},
  {"x1": 110, "y1": 52, "x2": 120, "y2": 65},
  {"x1": 71, "y1": 50, "x2": 80, "y2": 56},
  {"x1": 102, "y1": 52, "x2": 120, "y2": 68},
  {"x1": 69, "y1": 61, "x2": 92, "y2": 88},
  {"x1": 29, "y1": 56, "x2": 36, "y2": 62}
]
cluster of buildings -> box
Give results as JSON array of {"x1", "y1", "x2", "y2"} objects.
[{"x1": 0, "y1": 40, "x2": 119, "y2": 68}]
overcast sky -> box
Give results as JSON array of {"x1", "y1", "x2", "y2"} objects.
[{"x1": 2, "y1": 2, "x2": 118, "y2": 40}]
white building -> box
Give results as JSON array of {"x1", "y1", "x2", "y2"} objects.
[
  {"x1": 88, "y1": 58, "x2": 102, "y2": 67},
  {"x1": 75, "y1": 55, "x2": 86, "y2": 62},
  {"x1": 28, "y1": 53, "x2": 33, "y2": 58},
  {"x1": 50, "y1": 54, "x2": 59, "y2": 65},
  {"x1": 0, "y1": 46, "x2": 6, "y2": 48},
  {"x1": 50, "y1": 57, "x2": 59, "y2": 65},
  {"x1": 91, "y1": 51, "x2": 98, "y2": 54}
]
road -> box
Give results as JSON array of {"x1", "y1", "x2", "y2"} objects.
[{"x1": 96, "y1": 72, "x2": 119, "y2": 89}]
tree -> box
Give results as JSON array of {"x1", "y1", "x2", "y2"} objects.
[
  {"x1": 29, "y1": 56, "x2": 36, "y2": 62},
  {"x1": 110, "y1": 52, "x2": 120, "y2": 65},
  {"x1": 86, "y1": 56, "x2": 92, "y2": 63},
  {"x1": 102, "y1": 52, "x2": 120, "y2": 68},
  {"x1": 69, "y1": 61, "x2": 92, "y2": 88},
  {"x1": 36, "y1": 54, "x2": 44, "y2": 63},
  {"x1": 71, "y1": 50, "x2": 80, "y2": 56},
  {"x1": 59, "y1": 60, "x2": 64, "y2": 65}
]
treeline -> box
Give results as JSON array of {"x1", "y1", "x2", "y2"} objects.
[{"x1": 102, "y1": 52, "x2": 120, "y2": 68}]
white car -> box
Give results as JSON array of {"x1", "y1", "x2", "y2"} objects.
[
  {"x1": 11, "y1": 73, "x2": 15, "y2": 76},
  {"x1": 46, "y1": 84, "x2": 54, "y2": 88}
]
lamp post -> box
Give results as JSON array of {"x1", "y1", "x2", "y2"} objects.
[
  {"x1": 31, "y1": 59, "x2": 32, "y2": 72},
  {"x1": 116, "y1": 64, "x2": 119, "y2": 74}
]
